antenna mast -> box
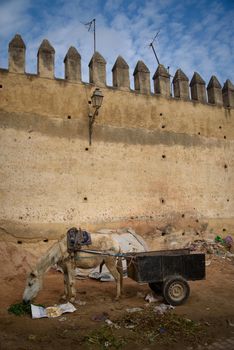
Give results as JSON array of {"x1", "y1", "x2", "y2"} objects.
[
  {"x1": 84, "y1": 18, "x2": 96, "y2": 53},
  {"x1": 149, "y1": 31, "x2": 160, "y2": 65}
]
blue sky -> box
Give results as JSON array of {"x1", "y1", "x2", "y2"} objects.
[{"x1": 0, "y1": 0, "x2": 233, "y2": 89}]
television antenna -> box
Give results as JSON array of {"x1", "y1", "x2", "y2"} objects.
[
  {"x1": 148, "y1": 30, "x2": 160, "y2": 65},
  {"x1": 84, "y1": 18, "x2": 96, "y2": 53}
]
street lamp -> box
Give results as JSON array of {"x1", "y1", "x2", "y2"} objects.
[{"x1": 89, "y1": 88, "x2": 104, "y2": 145}]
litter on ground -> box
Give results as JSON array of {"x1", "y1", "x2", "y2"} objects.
[
  {"x1": 31, "y1": 302, "x2": 76, "y2": 319},
  {"x1": 153, "y1": 303, "x2": 175, "y2": 315},
  {"x1": 126, "y1": 307, "x2": 143, "y2": 313}
]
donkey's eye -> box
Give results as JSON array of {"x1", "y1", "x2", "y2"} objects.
[{"x1": 28, "y1": 282, "x2": 33, "y2": 287}]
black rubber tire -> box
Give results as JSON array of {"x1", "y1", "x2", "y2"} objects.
[
  {"x1": 148, "y1": 282, "x2": 163, "y2": 294},
  {"x1": 163, "y1": 276, "x2": 190, "y2": 306}
]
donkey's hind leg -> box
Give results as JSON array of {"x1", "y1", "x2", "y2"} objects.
[
  {"x1": 66, "y1": 260, "x2": 76, "y2": 302},
  {"x1": 105, "y1": 258, "x2": 122, "y2": 300},
  {"x1": 117, "y1": 257, "x2": 123, "y2": 294}
]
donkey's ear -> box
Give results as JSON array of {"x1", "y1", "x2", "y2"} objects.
[{"x1": 30, "y1": 270, "x2": 38, "y2": 278}]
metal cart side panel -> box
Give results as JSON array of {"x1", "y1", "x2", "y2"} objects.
[{"x1": 126, "y1": 250, "x2": 205, "y2": 283}]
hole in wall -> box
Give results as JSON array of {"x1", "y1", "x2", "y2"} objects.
[
  {"x1": 162, "y1": 154, "x2": 166, "y2": 159},
  {"x1": 224, "y1": 164, "x2": 228, "y2": 169},
  {"x1": 182, "y1": 232, "x2": 185, "y2": 236},
  {"x1": 219, "y1": 126, "x2": 222, "y2": 129},
  {"x1": 223, "y1": 228, "x2": 226, "y2": 232},
  {"x1": 196, "y1": 219, "x2": 199, "y2": 223},
  {"x1": 43, "y1": 239, "x2": 48, "y2": 242},
  {"x1": 17, "y1": 240, "x2": 22, "y2": 244},
  {"x1": 224, "y1": 136, "x2": 226, "y2": 139},
  {"x1": 85, "y1": 148, "x2": 89, "y2": 151},
  {"x1": 0, "y1": 84, "x2": 2, "y2": 88},
  {"x1": 227, "y1": 199, "x2": 229, "y2": 202},
  {"x1": 161, "y1": 125, "x2": 166, "y2": 129},
  {"x1": 160, "y1": 113, "x2": 163, "y2": 116},
  {"x1": 181, "y1": 214, "x2": 185, "y2": 218},
  {"x1": 88, "y1": 101, "x2": 91, "y2": 104},
  {"x1": 198, "y1": 132, "x2": 201, "y2": 135},
  {"x1": 67, "y1": 116, "x2": 71, "y2": 119},
  {"x1": 28, "y1": 136, "x2": 31, "y2": 139},
  {"x1": 160, "y1": 198, "x2": 165, "y2": 204},
  {"x1": 83, "y1": 197, "x2": 88, "y2": 201}
]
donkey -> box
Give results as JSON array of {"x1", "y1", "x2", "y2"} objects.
[{"x1": 23, "y1": 232, "x2": 123, "y2": 303}]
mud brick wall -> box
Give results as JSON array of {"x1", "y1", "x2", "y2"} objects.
[{"x1": 0, "y1": 35, "x2": 233, "y2": 240}]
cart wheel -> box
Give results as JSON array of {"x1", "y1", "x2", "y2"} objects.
[
  {"x1": 163, "y1": 276, "x2": 190, "y2": 306},
  {"x1": 148, "y1": 282, "x2": 163, "y2": 294}
]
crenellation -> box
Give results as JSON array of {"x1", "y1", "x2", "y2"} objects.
[
  {"x1": 172, "y1": 69, "x2": 189, "y2": 99},
  {"x1": 190, "y1": 72, "x2": 207, "y2": 103},
  {"x1": 8, "y1": 34, "x2": 26, "y2": 74},
  {"x1": 133, "y1": 60, "x2": 151, "y2": 94},
  {"x1": 112, "y1": 56, "x2": 130, "y2": 90},
  {"x1": 37, "y1": 39, "x2": 55, "y2": 79},
  {"x1": 0, "y1": 34, "x2": 233, "y2": 109},
  {"x1": 153, "y1": 64, "x2": 171, "y2": 97},
  {"x1": 89, "y1": 51, "x2": 106, "y2": 87},
  {"x1": 64, "y1": 46, "x2": 81, "y2": 82},
  {"x1": 222, "y1": 79, "x2": 234, "y2": 108},
  {"x1": 207, "y1": 76, "x2": 223, "y2": 106}
]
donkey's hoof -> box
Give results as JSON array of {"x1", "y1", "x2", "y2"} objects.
[
  {"x1": 70, "y1": 297, "x2": 76, "y2": 303},
  {"x1": 60, "y1": 295, "x2": 67, "y2": 301}
]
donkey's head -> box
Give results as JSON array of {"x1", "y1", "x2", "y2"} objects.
[{"x1": 23, "y1": 270, "x2": 42, "y2": 303}]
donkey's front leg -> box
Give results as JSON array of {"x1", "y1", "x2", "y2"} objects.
[{"x1": 58, "y1": 261, "x2": 69, "y2": 301}]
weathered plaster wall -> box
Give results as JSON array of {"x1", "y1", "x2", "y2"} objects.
[{"x1": 0, "y1": 69, "x2": 233, "y2": 240}]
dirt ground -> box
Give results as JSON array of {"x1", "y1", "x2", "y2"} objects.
[{"x1": 0, "y1": 255, "x2": 234, "y2": 350}]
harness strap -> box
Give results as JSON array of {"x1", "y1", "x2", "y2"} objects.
[{"x1": 75, "y1": 248, "x2": 126, "y2": 257}]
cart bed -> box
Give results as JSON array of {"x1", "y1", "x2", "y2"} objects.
[{"x1": 125, "y1": 249, "x2": 205, "y2": 283}]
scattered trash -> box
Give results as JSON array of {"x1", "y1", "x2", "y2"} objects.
[
  {"x1": 126, "y1": 307, "x2": 143, "y2": 313},
  {"x1": 184, "y1": 236, "x2": 234, "y2": 261},
  {"x1": 227, "y1": 319, "x2": 234, "y2": 327},
  {"x1": 74, "y1": 299, "x2": 86, "y2": 306},
  {"x1": 91, "y1": 312, "x2": 109, "y2": 322},
  {"x1": 224, "y1": 236, "x2": 233, "y2": 250},
  {"x1": 31, "y1": 302, "x2": 76, "y2": 319},
  {"x1": 100, "y1": 273, "x2": 115, "y2": 282},
  {"x1": 136, "y1": 291, "x2": 145, "y2": 298},
  {"x1": 215, "y1": 235, "x2": 224, "y2": 244},
  {"x1": 153, "y1": 303, "x2": 175, "y2": 315},
  {"x1": 124, "y1": 324, "x2": 135, "y2": 329},
  {"x1": 185, "y1": 318, "x2": 192, "y2": 323},
  {"x1": 159, "y1": 327, "x2": 167, "y2": 334},
  {"x1": 28, "y1": 334, "x2": 36, "y2": 341},
  {"x1": 105, "y1": 319, "x2": 121, "y2": 329},
  {"x1": 145, "y1": 293, "x2": 160, "y2": 303},
  {"x1": 58, "y1": 316, "x2": 67, "y2": 322}
]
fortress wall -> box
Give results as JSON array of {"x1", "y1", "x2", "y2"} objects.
[{"x1": 0, "y1": 35, "x2": 233, "y2": 241}]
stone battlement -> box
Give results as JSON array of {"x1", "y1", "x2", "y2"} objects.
[{"x1": 4, "y1": 34, "x2": 234, "y2": 109}]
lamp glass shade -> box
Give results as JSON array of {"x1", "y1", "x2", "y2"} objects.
[{"x1": 91, "y1": 88, "x2": 103, "y2": 109}]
